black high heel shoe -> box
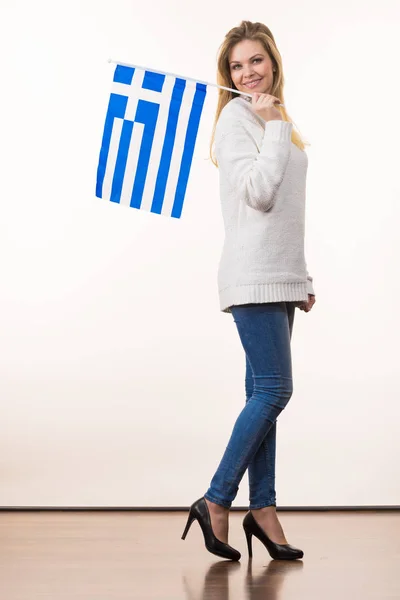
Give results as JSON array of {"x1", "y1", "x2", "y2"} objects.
[
  {"x1": 181, "y1": 497, "x2": 241, "y2": 561},
  {"x1": 243, "y1": 511, "x2": 304, "y2": 560}
]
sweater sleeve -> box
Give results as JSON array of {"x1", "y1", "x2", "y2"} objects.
[
  {"x1": 215, "y1": 119, "x2": 293, "y2": 212},
  {"x1": 306, "y1": 272, "x2": 315, "y2": 295}
]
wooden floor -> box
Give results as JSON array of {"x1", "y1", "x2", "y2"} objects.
[{"x1": 0, "y1": 510, "x2": 399, "y2": 599}]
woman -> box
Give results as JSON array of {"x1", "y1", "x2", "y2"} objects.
[{"x1": 181, "y1": 20, "x2": 316, "y2": 561}]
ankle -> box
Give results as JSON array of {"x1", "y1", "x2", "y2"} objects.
[
  {"x1": 251, "y1": 505, "x2": 277, "y2": 515},
  {"x1": 205, "y1": 498, "x2": 229, "y2": 513}
]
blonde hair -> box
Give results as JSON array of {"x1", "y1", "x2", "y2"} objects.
[{"x1": 210, "y1": 20, "x2": 310, "y2": 166}]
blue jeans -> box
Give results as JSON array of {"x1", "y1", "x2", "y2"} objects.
[{"x1": 204, "y1": 302, "x2": 295, "y2": 509}]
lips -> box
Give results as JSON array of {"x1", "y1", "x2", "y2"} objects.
[{"x1": 244, "y1": 78, "x2": 262, "y2": 89}]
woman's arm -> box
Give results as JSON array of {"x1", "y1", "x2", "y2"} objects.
[{"x1": 215, "y1": 119, "x2": 293, "y2": 212}]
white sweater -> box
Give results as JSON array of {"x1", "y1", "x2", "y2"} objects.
[{"x1": 215, "y1": 95, "x2": 315, "y2": 313}]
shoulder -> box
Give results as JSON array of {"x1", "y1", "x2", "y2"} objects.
[{"x1": 216, "y1": 97, "x2": 263, "y2": 138}]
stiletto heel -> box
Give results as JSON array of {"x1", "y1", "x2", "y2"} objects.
[
  {"x1": 181, "y1": 497, "x2": 241, "y2": 561},
  {"x1": 181, "y1": 511, "x2": 196, "y2": 540},
  {"x1": 245, "y1": 530, "x2": 253, "y2": 558},
  {"x1": 243, "y1": 511, "x2": 303, "y2": 560}
]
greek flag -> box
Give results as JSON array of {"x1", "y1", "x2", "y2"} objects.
[{"x1": 96, "y1": 63, "x2": 207, "y2": 219}]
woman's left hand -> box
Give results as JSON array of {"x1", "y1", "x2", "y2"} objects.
[{"x1": 297, "y1": 295, "x2": 316, "y2": 312}]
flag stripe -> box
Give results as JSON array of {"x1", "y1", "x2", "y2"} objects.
[
  {"x1": 102, "y1": 118, "x2": 123, "y2": 202},
  {"x1": 120, "y1": 121, "x2": 144, "y2": 206},
  {"x1": 130, "y1": 100, "x2": 160, "y2": 208},
  {"x1": 151, "y1": 78, "x2": 186, "y2": 215},
  {"x1": 160, "y1": 83, "x2": 196, "y2": 218},
  {"x1": 96, "y1": 93, "x2": 128, "y2": 198},
  {"x1": 110, "y1": 119, "x2": 134, "y2": 203},
  {"x1": 138, "y1": 76, "x2": 176, "y2": 213},
  {"x1": 172, "y1": 83, "x2": 207, "y2": 219}
]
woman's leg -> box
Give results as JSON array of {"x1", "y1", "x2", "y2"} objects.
[
  {"x1": 204, "y1": 302, "x2": 294, "y2": 509},
  {"x1": 246, "y1": 302, "x2": 296, "y2": 508},
  {"x1": 245, "y1": 352, "x2": 277, "y2": 508}
]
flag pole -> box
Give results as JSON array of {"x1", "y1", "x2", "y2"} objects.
[{"x1": 107, "y1": 58, "x2": 285, "y2": 107}]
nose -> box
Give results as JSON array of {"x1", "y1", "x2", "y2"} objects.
[{"x1": 242, "y1": 65, "x2": 256, "y2": 80}]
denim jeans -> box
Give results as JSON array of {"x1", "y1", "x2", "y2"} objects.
[{"x1": 204, "y1": 302, "x2": 295, "y2": 509}]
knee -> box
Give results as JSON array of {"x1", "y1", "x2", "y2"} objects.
[{"x1": 253, "y1": 376, "x2": 293, "y2": 409}]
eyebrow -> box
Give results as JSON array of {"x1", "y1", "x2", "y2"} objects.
[{"x1": 229, "y1": 54, "x2": 264, "y2": 65}]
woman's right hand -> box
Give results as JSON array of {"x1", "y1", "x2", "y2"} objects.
[{"x1": 251, "y1": 93, "x2": 283, "y2": 122}]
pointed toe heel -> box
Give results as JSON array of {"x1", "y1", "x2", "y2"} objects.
[
  {"x1": 243, "y1": 511, "x2": 303, "y2": 560},
  {"x1": 181, "y1": 497, "x2": 241, "y2": 561}
]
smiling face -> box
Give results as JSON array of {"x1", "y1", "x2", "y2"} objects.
[{"x1": 229, "y1": 39, "x2": 275, "y2": 95}]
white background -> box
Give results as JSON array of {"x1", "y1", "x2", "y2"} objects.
[{"x1": 1, "y1": 0, "x2": 399, "y2": 507}]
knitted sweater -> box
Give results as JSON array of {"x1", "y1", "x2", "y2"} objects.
[{"x1": 215, "y1": 95, "x2": 315, "y2": 313}]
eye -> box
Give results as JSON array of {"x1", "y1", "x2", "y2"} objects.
[{"x1": 231, "y1": 57, "x2": 262, "y2": 70}]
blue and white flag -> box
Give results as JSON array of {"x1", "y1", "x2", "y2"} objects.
[{"x1": 96, "y1": 64, "x2": 207, "y2": 219}]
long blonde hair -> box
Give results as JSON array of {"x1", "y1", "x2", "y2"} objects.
[{"x1": 210, "y1": 20, "x2": 310, "y2": 166}]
